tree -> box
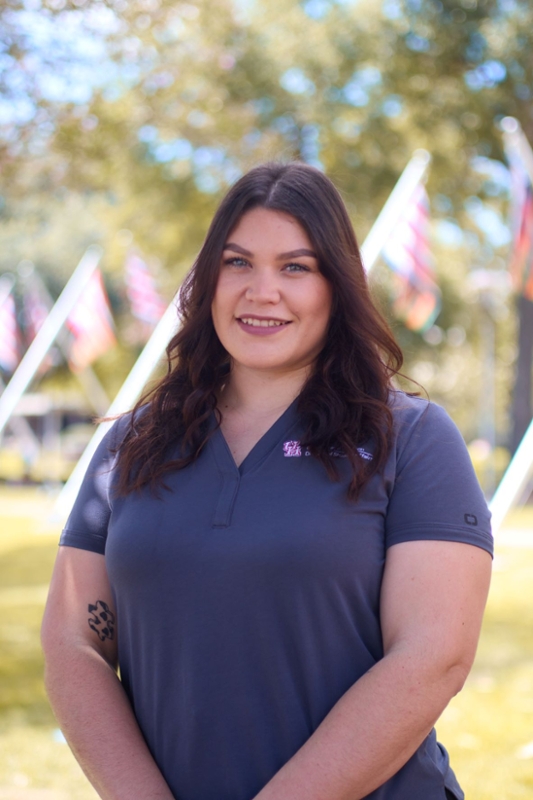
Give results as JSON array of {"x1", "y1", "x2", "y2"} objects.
[{"x1": 1, "y1": 0, "x2": 532, "y2": 455}]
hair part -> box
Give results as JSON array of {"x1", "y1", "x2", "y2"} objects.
[{"x1": 113, "y1": 161, "x2": 404, "y2": 499}]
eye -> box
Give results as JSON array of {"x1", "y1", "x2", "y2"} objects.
[
  {"x1": 284, "y1": 262, "x2": 311, "y2": 273},
  {"x1": 223, "y1": 256, "x2": 250, "y2": 268}
]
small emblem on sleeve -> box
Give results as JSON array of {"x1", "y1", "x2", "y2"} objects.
[{"x1": 464, "y1": 513, "x2": 478, "y2": 526}]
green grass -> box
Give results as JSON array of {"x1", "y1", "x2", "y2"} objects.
[
  {"x1": 0, "y1": 485, "x2": 532, "y2": 798},
  {"x1": 0, "y1": 488, "x2": 99, "y2": 799}
]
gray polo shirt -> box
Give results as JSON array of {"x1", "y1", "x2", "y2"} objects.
[{"x1": 60, "y1": 392, "x2": 492, "y2": 800}]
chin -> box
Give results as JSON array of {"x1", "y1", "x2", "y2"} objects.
[
  {"x1": 231, "y1": 349, "x2": 314, "y2": 373},
  {"x1": 236, "y1": 356, "x2": 293, "y2": 371}
]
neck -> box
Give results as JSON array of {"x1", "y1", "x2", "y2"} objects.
[{"x1": 219, "y1": 364, "x2": 310, "y2": 417}]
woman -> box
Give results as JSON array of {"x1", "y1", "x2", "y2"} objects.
[{"x1": 42, "y1": 162, "x2": 492, "y2": 800}]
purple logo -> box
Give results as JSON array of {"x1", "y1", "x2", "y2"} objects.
[
  {"x1": 283, "y1": 441, "x2": 373, "y2": 460},
  {"x1": 283, "y1": 440, "x2": 303, "y2": 457}
]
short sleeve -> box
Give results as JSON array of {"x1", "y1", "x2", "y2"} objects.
[
  {"x1": 59, "y1": 418, "x2": 126, "y2": 555},
  {"x1": 385, "y1": 401, "x2": 493, "y2": 556}
]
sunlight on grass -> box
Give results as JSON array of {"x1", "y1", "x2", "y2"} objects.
[
  {"x1": 0, "y1": 487, "x2": 99, "y2": 799},
  {"x1": 0, "y1": 485, "x2": 532, "y2": 798},
  {"x1": 436, "y1": 542, "x2": 533, "y2": 799}
]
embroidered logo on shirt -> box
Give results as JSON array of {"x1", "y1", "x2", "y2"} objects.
[
  {"x1": 283, "y1": 441, "x2": 373, "y2": 460},
  {"x1": 283, "y1": 440, "x2": 310, "y2": 457},
  {"x1": 464, "y1": 513, "x2": 478, "y2": 526}
]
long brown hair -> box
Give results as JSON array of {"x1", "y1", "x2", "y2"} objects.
[{"x1": 114, "y1": 162, "x2": 404, "y2": 499}]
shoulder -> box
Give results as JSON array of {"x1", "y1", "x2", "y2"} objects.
[
  {"x1": 388, "y1": 390, "x2": 460, "y2": 430},
  {"x1": 83, "y1": 407, "x2": 147, "y2": 480},
  {"x1": 387, "y1": 391, "x2": 469, "y2": 465},
  {"x1": 103, "y1": 404, "x2": 151, "y2": 452},
  {"x1": 384, "y1": 393, "x2": 492, "y2": 553},
  {"x1": 388, "y1": 389, "x2": 450, "y2": 431}
]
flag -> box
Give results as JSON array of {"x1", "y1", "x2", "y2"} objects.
[
  {"x1": 0, "y1": 282, "x2": 20, "y2": 373},
  {"x1": 66, "y1": 269, "x2": 116, "y2": 371},
  {"x1": 23, "y1": 278, "x2": 52, "y2": 343},
  {"x1": 23, "y1": 272, "x2": 63, "y2": 372},
  {"x1": 508, "y1": 153, "x2": 533, "y2": 301},
  {"x1": 124, "y1": 252, "x2": 166, "y2": 328},
  {"x1": 382, "y1": 184, "x2": 441, "y2": 332}
]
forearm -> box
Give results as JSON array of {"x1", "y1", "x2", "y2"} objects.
[
  {"x1": 253, "y1": 649, "x2": 466, "y2": 800},
  {"x1": 44, "y1": 646, "x2": 175, "y2": 800}
]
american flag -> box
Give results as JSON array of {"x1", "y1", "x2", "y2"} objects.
[
  {"x1": 23, "y1": 271, "x2": 63, "y2": 373},
  {"x1": 0, "y1": 278, "x2": 20, "y2": 374},
  {"x1": 508, "y1": 153, "x2": 533, "y2": 301},
  {"x1": 382, "y1": 184, "x2": 441, "y2": 332},
  {"x1": 23, "y1": 278, "x2": 52, "y2": 343},
  {"x1": 66, "y1": 269, "x2": 116, "y2": 372},
  {"x1": 125, "y1": 252, "x2": 166, "y2": 328}
]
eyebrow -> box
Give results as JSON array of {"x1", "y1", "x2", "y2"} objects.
[{"x1": 223, "y1": 243, "x2": 317, "y2": 260}]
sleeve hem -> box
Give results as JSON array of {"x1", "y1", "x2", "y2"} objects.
[
  {"x1": 386, "y1": 527, "x2": 494, "y2": 557},
  {"x1": 59, "y1": 528, "x2": 106, "y2": 555},
  {"x1": 388, "y1": 521, "x2": 492, "y2": 535}
]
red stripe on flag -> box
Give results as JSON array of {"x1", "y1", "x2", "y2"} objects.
[
  {"x1": 125, "y1": 252, "x2": 166, "y2": 327},
  {"x1": 508, "y1": 162, "x2": 533, "y2": 300},
  {"x1": 381, "y1": 184, "x2": 441, "y2": 332},
  {"x1": 66, "y1": 269, "x2": 116, "y2": 372},
  {"x1": 24, "y1": 283, "x2": 52, "y2": 343}
]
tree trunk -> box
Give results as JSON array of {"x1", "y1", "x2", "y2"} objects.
[{"x1": 511, "y1": 295, "x2": 533, "y2": 453}]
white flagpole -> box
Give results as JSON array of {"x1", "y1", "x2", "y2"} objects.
[
  {"x1": 501, "y1": 117, "x2": 533, "y2": 185},
  {"x1": 490, "y1": 419, "x2": 533, "y2": 535},
  {"x1": 0, "y1": 246, "x2": 102, "y2": 437},
  {"x1": 361, "y1": 149, "x2": 432, "y2": 274},
  {"x1": 54, "y1": 295, "x2": 180, "y2": 518},
  {"x1": 55, "y1": 150, "x2": 433, "y2": 520},
  {"x1": 0, "y1": 275, "x2": 40, "y2": 451},
  {"x1": 489, "y1": 118, "x2": 533, "y2": 534},
  {"x1": 0, "y1": 273, "x2": 15, "y2": 306}
]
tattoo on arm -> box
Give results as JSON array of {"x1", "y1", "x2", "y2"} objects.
[{"x1": 88, "y1": 600, "x2": 115, "y2": 642}]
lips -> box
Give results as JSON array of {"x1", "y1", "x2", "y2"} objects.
[{"x1": 236, "y1": 316, "x2": 291, "y2": 336}]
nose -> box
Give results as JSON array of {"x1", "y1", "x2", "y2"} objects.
[{"x1": 245, "y1": 266, "x2": 281, "y2": 304}]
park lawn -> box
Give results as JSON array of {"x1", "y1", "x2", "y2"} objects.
[
  {"x1": 0, "y1": 488, "x2": 99, "y2": 799},
  {"x1": 0, "y1": 487, "x2": 532, "y2": 798}
]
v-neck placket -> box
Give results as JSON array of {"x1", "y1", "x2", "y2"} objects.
[{"x1": 209, "y1": 399, "x2": 299, "y2": 529}]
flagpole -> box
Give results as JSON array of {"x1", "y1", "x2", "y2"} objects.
[
  {"x1": 490, "y1": 419, "x2": 533, "y2": 535},
  {"x1": 55, "y1": 153, "x2": 433, "y2": 520},
  {"x1": 0, "y1": 273, "x2": 15, "y2": 306},
  {"x1": 0, "y1": 275, "x2": 40, "y2": 451},
  {"x1": 54, "y1": 295, "x2": 180, "y2": 518},
  {"x1": 0, "y1": 246, "x2": 102, "y2": 437},
  {"x1": 489, "y1": 119, "x2": 533, "y2": 534},
  {"x1": 501, "y1": 117, "x2": 533, "y2": 186},
  {"x1": 361, "y1": 149, "x2": 432, "y2": 274}
]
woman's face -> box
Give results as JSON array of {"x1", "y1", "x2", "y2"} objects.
[{"x1": 211, "y1": 207, "x2": 333, "y2": 375}]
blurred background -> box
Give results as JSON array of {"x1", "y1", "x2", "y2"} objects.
[{"x1": 1, "y1": 0, "x2": 533, "y2": 797}]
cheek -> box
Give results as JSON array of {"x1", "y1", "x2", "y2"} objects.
[
  {"x1": 212, "y1": 272, "x2": 242, "y2": 315},
  {"x1": 308, "y1": 282, "x2": 332, "y2": 329},
  {"x1": 211, "y1": 277, "x2": 232, "y2": 326}
]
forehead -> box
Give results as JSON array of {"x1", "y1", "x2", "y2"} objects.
[{"x1": 227, "y1": 208, "x2": 313, "y2": 252}]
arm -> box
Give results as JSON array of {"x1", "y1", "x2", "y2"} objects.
[
  {"x1": 41, "y1": 546, "x2": 175, "y2": 800},
  {"x1": 253, "y1": 539, "x2": 492, "y2": 800}
]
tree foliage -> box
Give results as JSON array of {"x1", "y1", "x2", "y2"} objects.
[{"x1": 1, "y1": 0, "x2": 532, "y2": 453}]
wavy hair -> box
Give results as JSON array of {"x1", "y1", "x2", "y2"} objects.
[{"x1": 114, "y1": 162, "x2": 404, "y2": 499}]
